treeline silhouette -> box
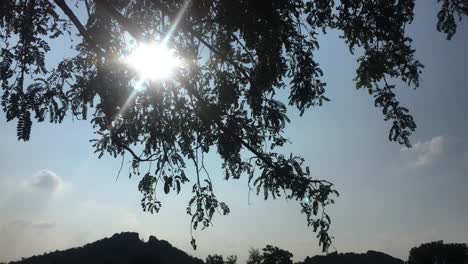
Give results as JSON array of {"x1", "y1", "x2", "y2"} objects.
[{"x1": 4, "y1": 232, "x2": 467, "y2": 264}]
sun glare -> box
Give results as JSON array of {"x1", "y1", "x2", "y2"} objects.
[{"x1": 125, "y1": 43, "x2": 181, "y2": 81}]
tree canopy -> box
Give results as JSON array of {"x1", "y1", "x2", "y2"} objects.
[
  {"x1": 408, "y1": 241, "x2": 468, "y2": 264},
  {"x1": 205, "y1": 254, "x2": 225, "y2": 264},
  {"x1": 245, "y1": 245, "x2": 294, "y2": 264},
  {"x1": 205, "y1": 254, "x2": 238, "y2": 264},
  {"x1": 261, "y1": 245, "x2": 294, "y2": 264},
  {"x1": 247, "y1": 248, "x2": 262, "y2": 264},
  {"x1": 1, "y1": 0, "x2": 467, "y2": 251}
]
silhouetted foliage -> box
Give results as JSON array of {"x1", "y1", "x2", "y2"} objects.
[
  {"x1": 205, "y1": 254, "x2": 225, "y2": 264},
  {"x1": 204, "y1": 254, "x2": 237, "y2": 264},
  {"x1": 261, "y1": 245, "x2": 294, "y2": 264},
  {"x1": 300, "y1": 250, "x2": 404, "y2": 264},
  {"x1": 10, "y1": 232, "x2": 203, "y2": 264},
  {"x1": 407, "y1": 241, "x2": 468, "y2": 264},
  {"x1": 9, "y1": 236, "x2": 468, "y2": 264},
  {"x1": 1, "y1": 0, "x2": 466, "y2": 251},
  {"x1": 247, "y1": 248, "x2": 263, "y2": 264},
  {"x1": 436, "y1": 0, "x2": 468, "y2": 40},
  {"x1": 226, "y1": 255, "x2": 238, "y2": 264}
]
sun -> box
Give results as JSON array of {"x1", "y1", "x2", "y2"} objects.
[{"x1": 125, "y1": 43, "x2": 181, "y2": 81}]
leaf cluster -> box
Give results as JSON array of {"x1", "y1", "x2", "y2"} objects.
[{"x1": 1, "y1": 0, "x2": 465, "y2": 252}]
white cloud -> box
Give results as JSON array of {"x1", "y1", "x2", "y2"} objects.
[
  {"x1": 5, "y1": 219, "x2": 56, "y2": 231},
  {"x1": 401, "y1": 136, "x2": 447, "y2": 167},
  {"x1": 0, "y1": 219, "x2": 61, "y2": 262},
  {"x1": 31, "y1": 222, "x2": 56, "y2": 230},
  {"x1": 24, "y1": 170, "x2": 65, "y2": 193},
  {"x1": 0, "y1": 170, "x2": 70, "y2": 225}
]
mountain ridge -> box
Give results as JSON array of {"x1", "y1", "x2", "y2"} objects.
[
  {"x1": 7, "y1": 232, "x2": 406, "y2": 264},
  {"x1": 10, "y1": 232, "x2": 204, "y2": 264}
]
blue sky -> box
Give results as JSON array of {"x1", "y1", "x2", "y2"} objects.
[{"x1": 1, "y1": 1, "x2": 468, "y2": 263}]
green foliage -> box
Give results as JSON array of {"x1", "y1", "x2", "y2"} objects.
[{"x1": 1, "y1": 0, "x2": 466, "y2": 252}]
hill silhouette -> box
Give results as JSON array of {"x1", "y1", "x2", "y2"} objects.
[
  {"x1": 301, "y1": 250, "x2": 404, "y2": 264},
  {"x1": 9, "y1": 233, "x2": 442, "y2": 264},
  {"x1": 10, "y1": 232, "x2": 203, "y2": 264}
]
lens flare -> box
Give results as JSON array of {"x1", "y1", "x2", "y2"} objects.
[{"x1": 125, "y1": 43, "x2": 181, "y2": 81}]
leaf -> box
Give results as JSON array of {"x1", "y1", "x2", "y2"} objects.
[
  {"x1": 176, "y1": 180, "x2": 181, "y2": 194},
  {"x1": 17, "y1": 111, "x2": 32, "y2": 141},
  {"x1": 164, "y1": 181, "x2": 170, "y2": 194},
  {"x1": 191, "y1": 238, "x2": 197, "y2": 250}
]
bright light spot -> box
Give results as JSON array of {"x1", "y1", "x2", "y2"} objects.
[
  {"x1": 125, "y1": 43, "x2": 181, "y2": 81},
  {"x1": 304, "y1": 197, "x2": 310, "y2": 204}
]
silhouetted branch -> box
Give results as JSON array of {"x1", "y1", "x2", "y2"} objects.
[
  {"x1": 52, "y1": 0, "x2": 166, "y2": 163},
  {"x1": 115, "y1": 153, "x2": 125, "y2": 182},
  {"x1": 83, "y1": 1, "x2": 279, "y2": 171},
  {"x1": 112, "y1": 134, "x2": 158, "y2": 162},
  {"x1": 84, "y1": 0, "x2": 91, "y2": 17},
  {"x1": 52, "y1": 0, "x2": 105, "y2": 57},
  {"x1": 100, "y1": 0, "x2": 252, "y2": 81},
  {"x1": 89, "y1": 0, "x2": 277, "y2": 170},
  {"x1": 95, "y1": 0, "x2": 145, "y2": 40},
  {"x1": 52, "y1": 0, "x2": 89, "y2": 41}
]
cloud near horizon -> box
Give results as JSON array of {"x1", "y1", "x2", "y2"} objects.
[
  {"x1": 0, "y1": 170, "x2": 70, "y2": 261},
  {"x1": 24, "y1": 170, "x2": 66, "y2": 193},
  {"x1": 401, "y1": 136, "x2": 447, "y2": 167},
  {"x1": 6, "y1": 219, "x2": 56, "y2": 231}
]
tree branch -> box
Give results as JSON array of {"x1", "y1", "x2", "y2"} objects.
[
  {"x1": 151, "y1": 0, "x2": 252, "y2": 80},
  {"x1": 95, "y1": 0, "x2": 145, "y2": 40},
  {"x1": 52, "y1": 0, "x2": 105, "y2": 57},
  {"x1": 52, "y1": 0, "x2": 155, "y2": 162},
  {"x1": 95, "y1": 0, "x2": 276, "y2": 169},
  {"x1": 111, "y1": 134, "x2": 158, "y2": 162},
  {"x1": 84, "y1": 0, "x2": 91, "y2": 17},
  {"x1": 54, "y1": 0, "x2": 275, "y2": 170},
  {"x1": 99, "y1": 0, "x2": 251, "y2": 80}
]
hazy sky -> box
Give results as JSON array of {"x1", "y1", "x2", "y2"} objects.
[{"x1": 1, "y1": 1, "x2": 468, "y2": 263}]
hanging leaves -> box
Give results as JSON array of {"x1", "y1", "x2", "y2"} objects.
[
  {"x1": 17, "y1": 110, "x2": 31, "y2": 141},
  {"x1": 1, "y1": 0, "x2": 466, "y2": 253}
]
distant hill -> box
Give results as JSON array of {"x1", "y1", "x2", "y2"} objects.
[
  {"x1": 7, "y1": 232, "x2": 408, "y2": 264},
  {"x1": 10, "y1": 232, "x2": 204, "y2": 264},
  {"x1": 301, "y1": 250, "x2": 404, "y2": 264}
]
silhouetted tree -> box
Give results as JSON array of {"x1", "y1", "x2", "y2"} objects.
[
  {"x1": 301, "y1": 250, "x2": 404, "y2": 264},
  {"x1": 206, "y1": 254, "x2": 225, "y2": 264},
  {"x1": 247, "y1": 248, "x2": 262, "y2": 264},
  {"x1": 1, "y1": 0, "x2": 467, "y2": 250},
  {"x1": 262, "y1": 245, "x2": 294, "y2": 264},
  {"x1": 226, "y1": 255, "x2": 238, "y2": 264},
  {"x1": 407, "y1": 241, "x2": 468, "y2": 264}
]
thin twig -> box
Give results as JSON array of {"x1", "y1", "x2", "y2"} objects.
[
  {"x1": 115, "y1": 153, "x2": 125, "y2": 182},
  {"x1": 52, "y1": 0, "x2": 104, "y2": 57}
]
